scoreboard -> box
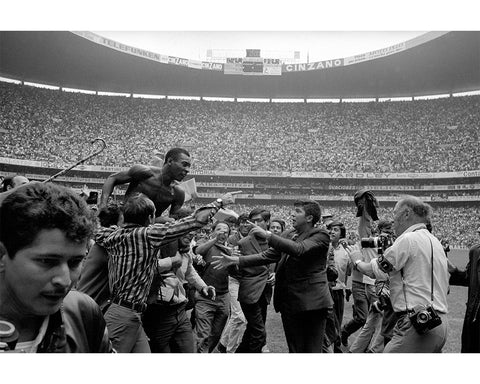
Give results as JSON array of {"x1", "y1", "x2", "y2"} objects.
[{"x1": 225, "y1": 53, "x2": 282, "y2": 76}]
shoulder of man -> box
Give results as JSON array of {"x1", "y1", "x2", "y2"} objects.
[
  {"x1": 282, "y1": 228, "x2": 297, "y2": 239},
  {"x1": 129, "y1": 164, "x2": 155, "y2": 179},
  {"x1": 61, "y1": 290, "x2": 113, "y2": 353}
]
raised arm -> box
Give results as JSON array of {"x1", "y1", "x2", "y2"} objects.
[
  {"x1": 268, "y1": 230, "x2": 330, "y2": 261},
  {"x1": 100, "y1": 165, "x2": 154, "y2": 207},
  {"x1": 169, "y1": 185, "x2": 186, "y2": 217}
]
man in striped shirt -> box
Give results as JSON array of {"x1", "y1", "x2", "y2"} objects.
[{"x1": 95, "y1": 192, "x2": 232, "y2": 353}]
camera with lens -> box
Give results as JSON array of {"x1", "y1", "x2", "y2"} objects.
[
  {"x1": 408, "y1": 305, "x2": 442, "y2": 334},
  {"x1": 361, "y1": 234, "x2": 394, "y2": 255},
  {"x1": 339, "y1": 239, "x2": 349, "y2": 249},
  {"x1": 0, "y1": 320, "x2": 19, "y2": 352},
  {"x1": 372, "y1": 294, "x2": 391, "y2": 312}
]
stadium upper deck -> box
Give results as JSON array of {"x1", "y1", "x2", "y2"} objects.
[{"x1": 1, "y1": 31, "x2": 479, "y2": 98}]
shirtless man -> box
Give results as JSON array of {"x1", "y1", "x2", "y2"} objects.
[{"x1": 100, "y1": 148, "x2": 190, "y2": 223}]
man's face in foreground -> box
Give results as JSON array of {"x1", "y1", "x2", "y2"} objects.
[{"x1": 1, "y1": 229, "x2": 87, "y2": 317}]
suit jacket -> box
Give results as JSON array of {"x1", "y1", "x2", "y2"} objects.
[
  {"x1": 238, "y1": 226, "x2": 333, "y2": 314},
  {"x1": 76, "y1": 244, "x2": 110, "y2": 310},
  {"x1": 38, "y1": 291, "x2": 112, "y2": 353},
  {"x1": 237, "y1": 234, "x2": 272, "y2": 305},
  {"x1": 449, "y1": 243, "x2": 480, "y2": 352}
]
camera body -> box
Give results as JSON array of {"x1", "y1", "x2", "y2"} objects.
[
  {"x1": 371, "y1": 291, "x2": 391, "y2": 312},
  {"x1": 361, "y1": 234, "x2": 394, "y2": 254},
  {"x1": 408, "y1": 305, "x2": 442, "y2": 334}
]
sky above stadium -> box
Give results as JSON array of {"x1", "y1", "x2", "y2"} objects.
[{"x1": 92, "y1": 31, "x2": 425, "y2": 63}]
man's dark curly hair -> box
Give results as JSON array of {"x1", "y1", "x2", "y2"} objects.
[
  {"x1": 97, "y1": 201, "x2": 123, "y2": 227},
  {"x1": 0, "y1": 182, "x2": 96, "y2": 258}
]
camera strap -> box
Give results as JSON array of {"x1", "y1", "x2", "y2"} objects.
[{"x1": 400, "y1": 234, "x2": 434, "y2": 311}]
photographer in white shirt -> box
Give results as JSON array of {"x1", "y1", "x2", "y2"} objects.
[{"x1": 345, "y1": 195, "x2": 449, "y2": 353}]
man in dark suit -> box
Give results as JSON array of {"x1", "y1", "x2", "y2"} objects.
[
  {"x1": 235, "y1": 208, "x2": 274, "y2": 353},
  {"x1": 448, "y1": 239, "x2": 480, "y2": 353},
  {"x1": 213, "y1": 200, "x2": 333, "y2": 353}
]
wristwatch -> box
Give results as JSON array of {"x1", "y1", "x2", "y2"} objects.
[
  {"x1": 355, "y1": 259, "x2": 362, "y2": 267},
  {"x1": 215, "y1": 198, "x2": 224, "y2": 208}
]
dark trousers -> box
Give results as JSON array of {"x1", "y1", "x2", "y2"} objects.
[
  {"x1": 331, "y1": 289, "x2": 345, "y2": 352},
  {"x1": 195, "y1": 293, "x2": 230, "y2": 353},
  {"x1": 236, "y1": 295, "x2": 268, "y2": 353},
  {"x1": 281, "y1": 308, "x2": 329, "y2": 353},
  {"x1": 142, "y1": 302, "x2": 194, "y2": 353},
  {"x1": 342, "y1": 280, "x2": 369, "y2": 337}
]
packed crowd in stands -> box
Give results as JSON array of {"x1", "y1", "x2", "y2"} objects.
[{"x1": 1, "y1": 82, "x2": 479, "y2": 173}]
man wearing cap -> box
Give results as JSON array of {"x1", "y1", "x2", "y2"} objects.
[{"x1": 341, "y1": 188, "x2": 379, "y2": 348}]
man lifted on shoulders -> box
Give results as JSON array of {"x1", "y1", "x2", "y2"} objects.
[{"x1": 100, "y1": 147, "x2": 191, "y2": 222}]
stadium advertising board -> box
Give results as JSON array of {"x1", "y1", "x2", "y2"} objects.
[
  {"x1": 224, "y1": 57, "x2": 282, "y2": 76},
  {"x1": 72, "y1": 31, "x2": 448, "y2": 75},
  {"x1": 72, "y1": 31, "x2": 223, "y2": 71},
  {"x1": 343, "y1": 42, "x2": 406, "y2": 65},
  {"x1": 196, "y1": 182, "x2": 254, "y2": 188},
  {"x1": 201, "y1": 62, "x2": 223, "y2": 71},
  {"x1": 1, "y1": 157, "x2": 479, "y2": 180},
  {"x1": 282, "y1": 58, "x2": 344, "y2": 72}
]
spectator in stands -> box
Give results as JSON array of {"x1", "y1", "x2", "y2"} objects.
[{"x1": 2, "y1": 81, "x2": 480, "y2": 173}]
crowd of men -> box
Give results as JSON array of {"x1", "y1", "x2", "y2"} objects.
[
  {"x1": 1, "y1": 81, "x2": 480, "y2": 173},
  {"x1": 229, "y1": 203, "x2": 480, "y2": 249},
  {"x1": 1, "y1": 147, "x2": 480, "y2": 354}
]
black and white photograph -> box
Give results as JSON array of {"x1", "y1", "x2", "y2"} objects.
[{"x1": 0, "y1": 0, "x2": 479, "y2": 382}]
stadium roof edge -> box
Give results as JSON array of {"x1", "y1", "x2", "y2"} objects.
[{"x1": 0, "y1": 31, "x2": 479, "y2": 98}]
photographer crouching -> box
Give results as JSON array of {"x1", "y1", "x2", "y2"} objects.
[{"x1": 346, "y1": 195, "x2": 449, "y2": 353}]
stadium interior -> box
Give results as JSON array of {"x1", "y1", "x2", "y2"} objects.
[{"x1": 1, "y1": 31, "x2": 479, "y2": 248}]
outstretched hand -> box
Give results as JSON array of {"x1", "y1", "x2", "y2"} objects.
[
  {"x1": 219, "y1": 191, "x2": 242, "y2": 206},
  {"x1": 246, "y1": 220, "x2": 269, "y2": 239},
  {"x1": 212, "y1": 253, "x2": 240, "y2": 270},
  {"x1": 345, "y1": 243, "x2": 362, "y2": 263}
]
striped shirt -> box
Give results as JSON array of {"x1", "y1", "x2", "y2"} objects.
[{"x1": 95, "y1": 210, "x2": 214, "y2": 306}]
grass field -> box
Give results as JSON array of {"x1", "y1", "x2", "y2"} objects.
[{"x1": 264, "y1": 248, "x2": 470, "y2": 353}]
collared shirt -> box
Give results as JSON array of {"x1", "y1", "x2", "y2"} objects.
[
  {"x1": 149, "y1": 250, "x2": 207, "y2": 305},
  {"x1": 331, "y1": 244, "x2": 351, "y2": 290},
  {"x1": 95, "y1": 215, "x2": 206, "y2": 306},
  {"x1": 375, "y1": 223, "x2": 449, "y2": 314}
]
